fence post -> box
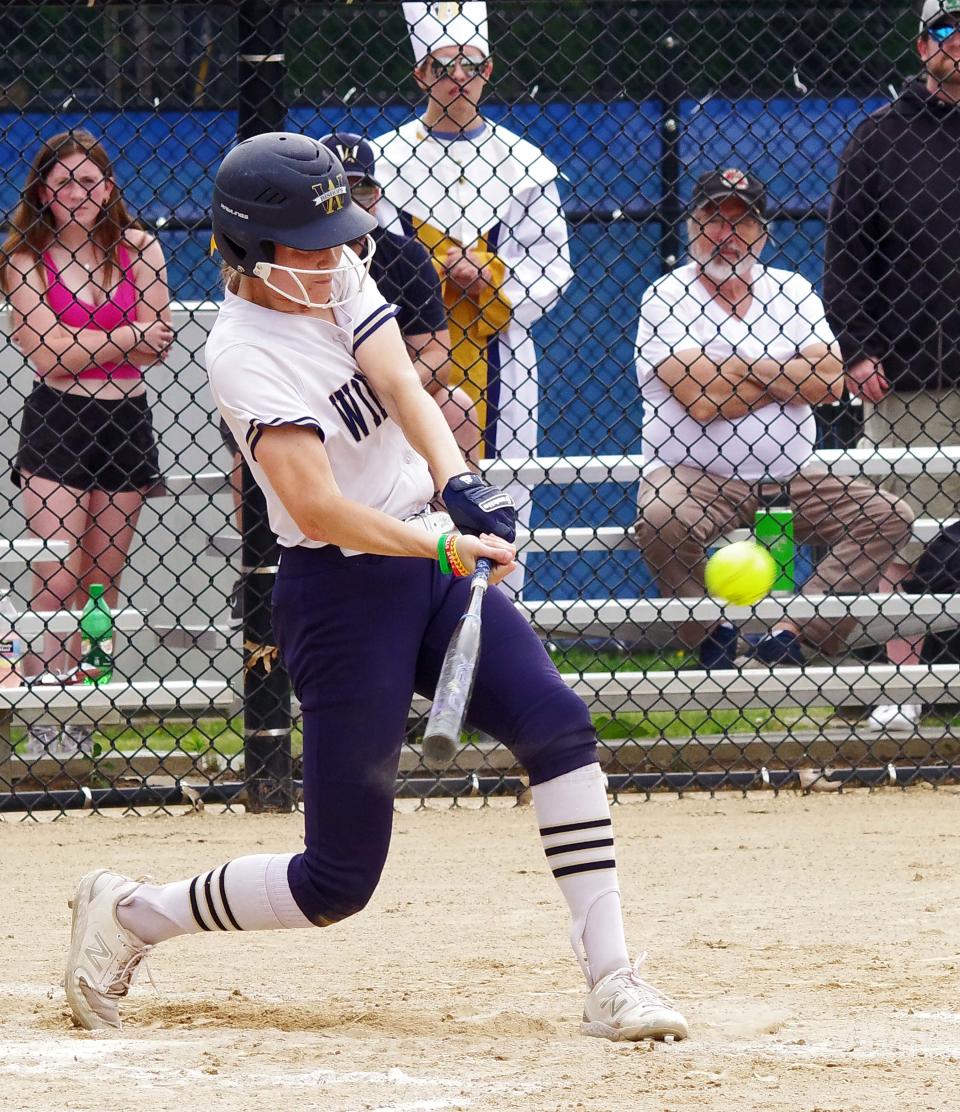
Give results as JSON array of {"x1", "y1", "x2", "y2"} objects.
[
  {"x1": 657, "y1": 1, "x2": 685, "y2": 274},
  {"x1": 236, "y1": 0, "x2": 294, "y2": 813}
]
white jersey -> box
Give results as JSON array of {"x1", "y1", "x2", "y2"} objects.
[
  {"x1": 635, "y1": 263, "x2": 836, "y2": 483},
  {"x1": 370, "y1": 117, "x2": 572, "y2": 464},
  {"x1": 205, "y1": 264, "x2": 434, "y2": 551}
]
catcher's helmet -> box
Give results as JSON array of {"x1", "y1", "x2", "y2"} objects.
[{"x1": 212, "y1": 132, "x2": 377, "y2": 274}]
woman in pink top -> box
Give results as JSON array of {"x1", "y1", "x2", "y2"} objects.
[{"x1": 1, "y1": 130, "x2": 173, "y2": 752}]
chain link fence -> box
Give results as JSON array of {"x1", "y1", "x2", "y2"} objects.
[{"x1": 2, "y1": 0, "x2": 960, "y2": 817}]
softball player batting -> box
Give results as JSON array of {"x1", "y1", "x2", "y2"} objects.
[{"x1": 63, "y1": 133, "x2": 687, "y2": 1044}]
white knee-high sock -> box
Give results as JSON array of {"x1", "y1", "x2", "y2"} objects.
[
  {"x1": 531, "y1": 763, "x2": 630, "y2": 986},
  {"x1": 116, "y1": 854, "x2": 312, "y2": 944}
]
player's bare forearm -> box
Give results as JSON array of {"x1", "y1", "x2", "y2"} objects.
[
  {"x1": 304, "y1": 498, "x2": 439, "y2": 557},
  {"x1": 256, "y1": 424, "x2": 440, "y2": 557}
]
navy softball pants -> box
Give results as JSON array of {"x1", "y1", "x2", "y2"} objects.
[{"x1": 273, "y1": 545, "x2": 598, "y2": 927}]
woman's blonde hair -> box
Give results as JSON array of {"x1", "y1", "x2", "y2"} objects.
[
  {"x1": 1, "y1": 129, "x2": 141, "y2": 290},
  {"x1": 220, "y1": 259, "x2": 242, "y2": 295}
]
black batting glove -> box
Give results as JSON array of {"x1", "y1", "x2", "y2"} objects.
[{"x1": 442, "y1": 472, "x2": 516, "y2": 543}]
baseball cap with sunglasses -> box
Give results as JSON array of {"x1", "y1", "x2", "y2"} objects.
[{"x1": 920, "y1": 0, "x2": 960, "y2": 33}]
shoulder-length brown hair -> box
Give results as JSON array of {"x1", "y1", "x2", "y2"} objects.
[{"x1": 2, "y1": 129, "x2": 142, "y2": 287}]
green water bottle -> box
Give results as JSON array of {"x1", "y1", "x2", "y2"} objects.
[
  {"x1": 80, "y1": 584, "x2": 114, "y2": 686},
  {"x1": 755, "y1": 482, "x2": 795, "y2": 592}
]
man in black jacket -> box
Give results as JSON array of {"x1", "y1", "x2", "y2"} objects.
[{"x1": 824, "y1": 0, "x2": 960, "y2": 733}]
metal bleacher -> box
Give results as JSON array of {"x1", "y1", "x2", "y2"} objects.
[
  {"x1": 4, "y1": 439, "x2": 959, "y2": 770},
  {"x1": 173, "y1": 443, "x2": 960, "y2": 725}
]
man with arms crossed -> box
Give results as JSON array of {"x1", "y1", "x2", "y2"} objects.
[{"x1": 634, "y1": 169, "x2": 913, "y2": 668}]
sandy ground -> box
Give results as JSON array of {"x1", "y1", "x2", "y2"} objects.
[{"x1": 2, "y1": 787, "x2": 960, "y2": 1112}]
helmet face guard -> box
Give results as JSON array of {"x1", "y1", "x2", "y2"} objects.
[
  {"x1": 251, "y1": 235, "x2": 378, "y2": 309},
  {"x1": 212, "y1": 132, "x2": 378, "y2": 307}
]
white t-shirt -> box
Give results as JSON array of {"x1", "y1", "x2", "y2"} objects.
[
  {"x1": 205, "y1": 263, "x2": 434, "y2": 551},
  {"x1": 634, "y1": 263, "x2": 836, "y2": 482}
]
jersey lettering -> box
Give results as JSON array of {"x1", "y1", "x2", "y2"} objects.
[
  {"x1": 329, "y1": 375, "x2": 388, "y2": 442},
  {"x1": 351, "y1": 373, "x2": 389, "y2": 423}
]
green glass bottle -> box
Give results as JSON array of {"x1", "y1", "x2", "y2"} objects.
[
  {"x1": 755, "y1": 483, "x2": 795, "y2": 592},
  {"x1": 80, "y1": 584, "x2": 114, "y2": 686}
]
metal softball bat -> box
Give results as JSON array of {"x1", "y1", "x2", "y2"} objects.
[{"x1": 422, "y1": 557, "x2": 493, "y2": 768}]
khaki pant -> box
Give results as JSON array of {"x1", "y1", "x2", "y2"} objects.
[
  {"x1": 634, "y1": 465, "x2": 914, "y2": 656},
  {"x1": 861, "y1": 389, "x2": 960, "y2": 565}
]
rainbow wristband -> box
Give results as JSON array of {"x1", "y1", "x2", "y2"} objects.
[
  {"x1": 446, "y1": 534, "x2": 469, "y2": 578},
  {"x1": 437, "y1": 533, "x2": 452, "y2": 575}
]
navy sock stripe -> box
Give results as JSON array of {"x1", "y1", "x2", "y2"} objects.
[
  {"x1": 202, "y1": 869, "x2": 227, "y2": 931},
  {"x1": 218, "y1": 862, "x2": 243, "y2": 931},
  {"x1": 539, "y1": 818, "x2": 611, "y2": 837},
  {"x1": 552, "y1": 859, "x2": 617, "y2": 878},
  {"x1": 188, "y1": 875, "x2": 211, "y2": 931},
  {"x1": 544, "y1": 837, "x2": 614, "y2": 857}
]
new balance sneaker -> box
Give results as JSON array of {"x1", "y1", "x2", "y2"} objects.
[
  {"x1": 581, "y1": 957, "x2": 689, "y2": 1042},
  {"x1": 864, "y1": 702, "x2": 921, "y2": 734},
  {"x1": 65, "y1": 869, "x2": 152, "y2": 1030},
  {"x1": 53, "y1": 724, "x2": 95, "y2": 759}
]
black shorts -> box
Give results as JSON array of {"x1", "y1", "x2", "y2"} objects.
[{"x1": 14, "y1": 381, "x2": 161, "y2": 493}]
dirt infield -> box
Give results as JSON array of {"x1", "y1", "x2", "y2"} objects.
[{"x1": 2, "y1": 787, "x2": 959, "y2": 1112}]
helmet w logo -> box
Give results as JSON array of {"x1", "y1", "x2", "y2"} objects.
[{"x1": 311, "y1": 177, "x2": 347, "y2": 215}]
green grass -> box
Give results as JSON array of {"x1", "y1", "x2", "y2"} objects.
[
  {"x1": 549, "y1": 645, "x2": 689, "y2": 674},
  {"x1": 593, "y1": 706, "x2": 840, "y2": 740}
]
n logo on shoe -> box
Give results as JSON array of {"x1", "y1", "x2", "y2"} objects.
[
  {"x1": 83, "y1": 932, "x2": 111, "y2": 974},
  {"x1": 605, "y1": 992, "x2": 628, "y2": 1018}
]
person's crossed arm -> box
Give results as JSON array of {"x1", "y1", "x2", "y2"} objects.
[
  {"x1": 636, "y1": 286, "x2": 768, "y2": 423},
  {"x1": 654, "y1": 348, "x2": 768, "y2": 423},
  {"x1": 638, "y1": 281, "x2": 843, "y2": 425},
  {"x1": 742, "y1": 341, "x2": 844, "y2": 407},
  {"x1": 657, "y1": 341, "x2": 843, "y2": 424}
]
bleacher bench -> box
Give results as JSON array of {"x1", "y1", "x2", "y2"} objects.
[
  {"x1": 0, "y1": 677, "x2": 237, "y2": 765},
  {"x1": 0, "y1": 539, "x2": 69, "y2": 567},
  {"x1": 0, "y1": 678, "x2": 234, "y2": 726},
  {"x1": 138, "y1": 444, "x2": 960, "y2": 726},
  {"x1": 402, "y1": 663, "x2": 960, "y2": 717}
]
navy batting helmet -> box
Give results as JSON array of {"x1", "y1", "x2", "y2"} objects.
[{"x1": 212, "y1": 132, "x2": 377, "y2": 274}]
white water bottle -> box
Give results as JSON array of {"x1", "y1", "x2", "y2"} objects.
[{"x1": 0, "y1": 593, "x2": 25, "y2": 688}]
